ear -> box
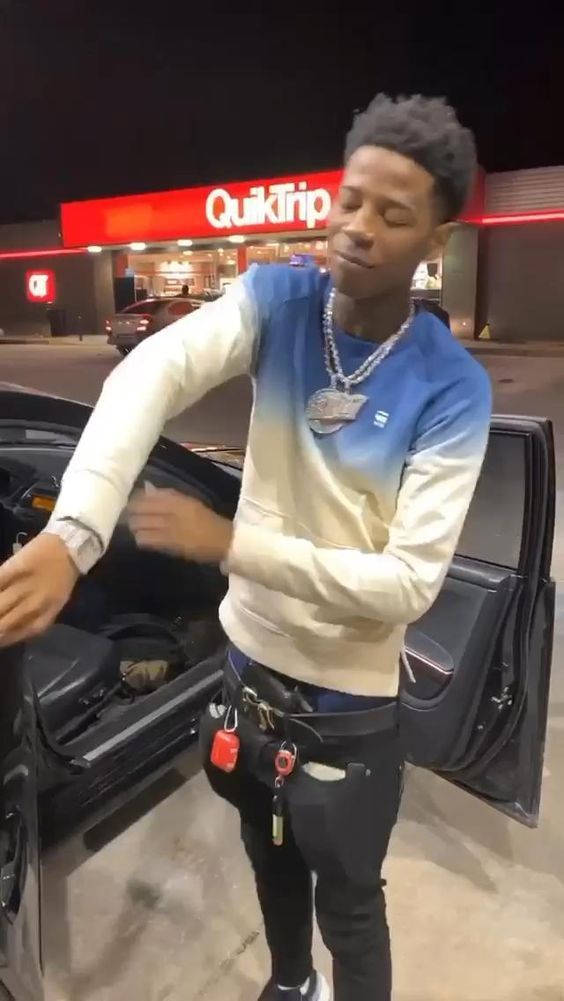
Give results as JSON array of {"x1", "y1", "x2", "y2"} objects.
[{"x1": 426, "y1": 221, "x2": 456, "y2": 261}]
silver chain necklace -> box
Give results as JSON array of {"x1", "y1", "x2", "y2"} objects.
[{"x1": 306, "y1": 288, "x2": 414, "y2": 434}]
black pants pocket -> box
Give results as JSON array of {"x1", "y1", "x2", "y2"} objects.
[{"x1": 285, "y1": 737, "x2": 402, "y2": 885}]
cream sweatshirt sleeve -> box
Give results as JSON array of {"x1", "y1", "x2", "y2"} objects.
[
  {"x1": 48, "y1": 278, "x2": 257, "y2": 551},
  {"x1": 227, "y1": 369, "x2": 492, "y2": 625}
]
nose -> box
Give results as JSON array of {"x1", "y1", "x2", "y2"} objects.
[{"x1": 342, "y1": 205, "x2": 376, "y2": 247}]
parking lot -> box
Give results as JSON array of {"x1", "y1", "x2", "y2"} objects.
[{"x1": 7, "y1": 345, "x2": 563, "y2": 1001}]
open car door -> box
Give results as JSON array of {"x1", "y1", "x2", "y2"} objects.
[
  {"x1": 0, "y1": 389, "x2": 241, "y2": 849},
  {"x1": 0, "y1": 646, "x2": 43, "y2": 1001},
  {"x1": 401, "y1": 416, "x2": 555, "y2": 826}
]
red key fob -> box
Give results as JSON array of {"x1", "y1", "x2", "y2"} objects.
[
  {"x1": 210, "y1": 729, "x2": 240, "y2": 773},
  {"x1": 275, "y1": 747, "x2": 297, "y2": 777}
]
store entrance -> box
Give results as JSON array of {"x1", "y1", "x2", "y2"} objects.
[
  {"x1": 122, "y1": 241, "x2": 443, "y2": 307},
  {"x1": 124, "y1": 238, "x2": 330, "y2": 301},
  {"x1": 128, "y1": 249, "x2": 238, "y2": 299}
]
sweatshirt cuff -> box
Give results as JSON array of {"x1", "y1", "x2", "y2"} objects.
[{"x1": 50, "y1": 469, "x2": 128, "y2": 551}]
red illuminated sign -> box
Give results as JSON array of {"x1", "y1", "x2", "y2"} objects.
[
  {"x1": 481, "y1": 210, "x2": 564, "y2": 225},
  {"x1": 60, "y1": 167, "x2": 486, "y2": 249},
  {"x1": 61, "y1": 171, "x2": 342, "y2": 248},
  {"x1": 26, "y1": 270, "x2": 56, "y2": 303}
]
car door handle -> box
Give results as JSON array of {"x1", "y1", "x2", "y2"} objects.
[{"x1": 0, "y1": 810, "x2": 27, "y2": 922}]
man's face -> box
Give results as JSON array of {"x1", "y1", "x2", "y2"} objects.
[{"x1": 328, "y1": 145, "x2": 452, "y2": 300}]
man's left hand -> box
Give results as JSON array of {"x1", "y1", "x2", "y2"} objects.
[{"x1": 128, "y1": 489, "x2": 233, "y2": 564}]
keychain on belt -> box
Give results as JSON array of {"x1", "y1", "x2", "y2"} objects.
[
  {"x1": 210, "y1": 706, "x2": 240, "y2": 773},
  {"x1": 272, "y1": 742, "x2": 297, "y2": 847}
]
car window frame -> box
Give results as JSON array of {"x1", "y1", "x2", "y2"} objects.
[
  {"x1": 455, "y1": 428, "x2": 527, "y2": 572},
  {"x1": 455, "y1": 420, "x2": 549, "y2": 576}
]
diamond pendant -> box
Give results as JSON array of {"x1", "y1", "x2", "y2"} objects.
[{"x1": 306, "y1": 388, "x2": 368, "y2": 435}]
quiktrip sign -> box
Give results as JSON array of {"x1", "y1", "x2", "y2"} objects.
[
  {"x1": 205, "y1": 181, "x2": 332, "y2": 232},
  {"x1": 60, "y1": 171, "x2": 342, "y2": 248}
]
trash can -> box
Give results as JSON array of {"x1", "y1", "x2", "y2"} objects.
[{"x1": 46, "y1": 307, "x2": 67, "y2": 337}]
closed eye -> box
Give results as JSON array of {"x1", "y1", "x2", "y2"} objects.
[
  {"x1": 384, "y1": 213, "x2": 413, "y2": 228},
  {"x1": 340, "y1": 196, "x2": 361, "y2": 212}
]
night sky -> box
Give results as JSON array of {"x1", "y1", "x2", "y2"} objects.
[{"x1": 0, "y1": 1, "x2": 562, "y2": 225}]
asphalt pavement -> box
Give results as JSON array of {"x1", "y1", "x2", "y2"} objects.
[{"x1": 0, "y1": 341, "x2": 253, "y2": 446}]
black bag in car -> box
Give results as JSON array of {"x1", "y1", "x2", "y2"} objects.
[
  {"x1": 27, "y1": 616, "x2": 194, "y2": 746},
  {"x1": 28, "y1": 613, "x2": 218, "y2": 748},
  {"x1": 26, "y1": 624, "x2": 122, "y2": 743},
  {"x1": 100, "y1": 614, "x2": 187, "y2": 694}
]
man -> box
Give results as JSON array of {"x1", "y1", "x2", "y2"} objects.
[{"x1": 0, "y1": 95, "x2": 491, "y2": 1000}]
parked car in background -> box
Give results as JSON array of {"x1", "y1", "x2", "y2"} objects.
[{"x1": 105, "y1": 292, "x2": 222, "y2": 356}]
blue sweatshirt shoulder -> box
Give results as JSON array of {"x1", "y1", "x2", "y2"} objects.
[
  {"x1": 410, "y1": 311, "x2": 492, "y2": 455},
  {"x1": 413, "y1": 311, "x2": 489, "y2": 386},
  {"x1": 242, "y1": 263, "x2": 324, "y2": 326}
]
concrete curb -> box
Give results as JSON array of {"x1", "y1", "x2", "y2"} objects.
[
  {"x1": 0, "y1": 339, "x2": 54, "y2": 346},
  {"x1": 0, "y1": 335, "x2": 562, "y2": 358},
  {"x1": 0, "y1": 336, "x2": 108, "y2": 347},
  {"x1": 468, "y1": 345, "x2": 564, "y2": 358}
]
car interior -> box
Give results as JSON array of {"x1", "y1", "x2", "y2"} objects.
[
  {"x1": 0, "y1": 421, "x2": 242, "y2": 834},
  {"x1": 0, "y1": 399, "x2": 554, "y2": 833}
]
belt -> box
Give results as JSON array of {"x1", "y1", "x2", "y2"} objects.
[{"x1": 223, "y1": 655, "x2": 398, "y2": 741}]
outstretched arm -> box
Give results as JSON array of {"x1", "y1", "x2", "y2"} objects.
[
  {"x1": 49, "y1": 278, "x2": 258, "y2": 552},
  {"x1": 0, "y1": 277, "x2": 259, "y2": 646}
]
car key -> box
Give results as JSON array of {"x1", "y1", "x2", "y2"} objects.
[
  {"x1": 272, "y1": 777, "x2": 285, "y2": 846},
  {"x1": 272, "y1": 743, "x2": 297, "y2": 847}
]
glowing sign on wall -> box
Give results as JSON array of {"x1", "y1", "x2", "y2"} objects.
[{"x1": 26, "y1": 270, "x2": 56, "y2": 303}]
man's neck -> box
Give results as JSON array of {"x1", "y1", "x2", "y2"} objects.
[{"x1": 333, "y1": 287, "x2": 412, "y2": 344}]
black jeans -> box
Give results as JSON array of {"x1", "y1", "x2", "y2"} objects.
[{"x1": 199, "y1": 687, "x2": 403, "y2": 1001}]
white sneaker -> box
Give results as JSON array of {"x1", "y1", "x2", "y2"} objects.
[{"x1": 257, "y1": 970, "x2": 330, "y2": 1001}]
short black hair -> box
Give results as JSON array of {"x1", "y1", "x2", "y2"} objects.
[{"x1": 345, "y1": 94, "x2": 477, "y2": 221}]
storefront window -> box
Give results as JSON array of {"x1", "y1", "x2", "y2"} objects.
[
  {"x1": 124, "y1": 244, "x2": 443, "y2": 303},
  {"x1": 247, "y1": 239, "x2": 328, "y2": 269},
  {"x1": 411, "y1": 258, "x2": 442, "y2": 300},
  {"x1": 128, "y1": 249, "x2": 237, "y2": 297}
]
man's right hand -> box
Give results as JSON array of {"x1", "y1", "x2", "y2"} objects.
[{"x1": 0, "y1": 534, "x2": 80, "y2": 648}]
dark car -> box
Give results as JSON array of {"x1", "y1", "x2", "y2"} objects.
[
  {"x1": 105, "y1": 297, "x2": 198, "y2": 356},
  {"x1": 0, "y1": 389, "x2": 555, "y2": 1001}
]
